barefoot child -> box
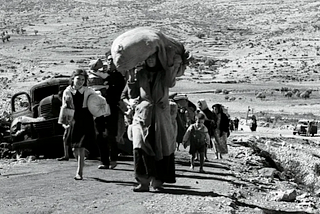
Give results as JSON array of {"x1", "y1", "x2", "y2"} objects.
[
  {"x1": 182, "y1": 112, "x2": 210, "y2": 173},
  {"x1": 59, "y1": 69, "x2": 97, "y2": 180}
]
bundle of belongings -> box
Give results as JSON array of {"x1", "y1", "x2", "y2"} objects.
[
  {"x1": 86, "y1": 59, "x2": 111, "y2": 121},
  {"x1": 87, "y1": 59, "x2": 108, "y2": 87},
  {"x1": 11, "y1": 116, "x2": 46, "y2": 141},
  {"x1": 87, "y1": 59, "x2": 110, "y2": 101},
  {"x1": 89, "y1": 58, "x2": 103, "y2": 71},
  {"x1": 87, "y1": 93, "x2": 111, "y2": 118},
  {"x1": 111, "y1": 26, "x2": 191, "y2": 75}
]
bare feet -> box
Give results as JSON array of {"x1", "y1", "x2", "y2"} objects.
[
  {"x1": 74, "y1": 175, "x2": 83, "y2": 180},
  {"x1": 57, "y1": 156, "x2": 69, "y2": 161}
]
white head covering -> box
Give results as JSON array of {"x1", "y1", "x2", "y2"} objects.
[
  {"x1": 197, "y1": 99, "x2": 208, "y2": 111},
  {"x1": 173, "y1": 93, "x2": 188, "y2": 101}
]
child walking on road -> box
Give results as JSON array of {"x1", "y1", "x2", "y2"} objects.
[
  {"x1": 182, "y1": 112, "x2": 210, "y2": 173},
  {"x1": 59, "y1": 69, "x2": 97, "y2": 180}
]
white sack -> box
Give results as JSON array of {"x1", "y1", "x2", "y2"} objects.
[
  {"x1": 87, "y1": 94, "x2": 110, "y2": 117},
  {"x1": 111, "y1": 27, "x2": 190, "y2": 76}
]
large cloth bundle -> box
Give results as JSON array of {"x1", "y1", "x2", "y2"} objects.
[
  {"x1": 88, "y1": 59, "x2": 103, "y2": 71},
  {"x1": 111, "y1": 27, "x2": 190, "y2": 76},
  {"x1": 87, "y1": 94, "x2": 111, "y2": 118}
]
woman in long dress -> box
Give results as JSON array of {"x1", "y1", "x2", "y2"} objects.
[
  {"x1": 60, "y1": 69, "x2": 97, "y2": 180},
  {"x1": 212, "y1": 104, "x2": 230, "y2": 159},
  {"x1": 129, "y1": 52, "x2": 178, "y2": 192}
]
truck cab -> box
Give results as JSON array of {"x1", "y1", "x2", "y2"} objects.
[
  {"x1": 10, "y1": 76, "x2": 70, "y2": 157},
  {"x1": 293, "y1": 119, "x2": 317, "y2": 136}
]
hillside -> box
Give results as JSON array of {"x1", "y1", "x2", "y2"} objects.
[
  {"x1": 0, "y1": 0, "x2": 320, "y2": 117},
  {"x1": 0, "y1": 1, "x2": 320, "y2": 213}
]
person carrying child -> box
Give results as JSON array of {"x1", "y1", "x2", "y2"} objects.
[{"x1": 182, "y1": 112, "x2": 210, "y2": 173}]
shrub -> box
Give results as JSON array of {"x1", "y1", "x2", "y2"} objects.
[
  {"x1": 195, "y1": 32, "x2": 205, "y2": 39},
  {"x1": 215, "y1": 89, "x2": 222, "y2": 93},
  {"x1": 222, "y1": 89, "x2": 230, "y2": 94},
  {"x1": 204, "y1": 58, "x2": 216, "y2": 66}
]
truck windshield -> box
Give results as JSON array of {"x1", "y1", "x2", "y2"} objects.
[{"x1": 33, "y1": 85, "x2": 61, "y2": 104}]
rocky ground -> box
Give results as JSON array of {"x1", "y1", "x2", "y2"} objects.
[{"x1": 1, "y1": 0, "x2": 320, "y2": 213}]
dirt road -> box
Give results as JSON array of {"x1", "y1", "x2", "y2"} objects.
[
  {"x1": 0, "y1": 131, "x2": 316, "y2": 214},
  {"x1": 0, "y1": 149, "x2": 239, "y2": 214}
]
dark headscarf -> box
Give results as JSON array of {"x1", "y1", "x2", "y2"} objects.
[
  {"x1": 145, "y1": 52, "x2": 164, "y2": 73},
  {"x1": 212, "y1": 104, "x2": 230, "y2": 136}
]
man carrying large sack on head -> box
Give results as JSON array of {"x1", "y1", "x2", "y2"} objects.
[{"x1": 111, "y1": 27, "x2": 191, "y2": 192}]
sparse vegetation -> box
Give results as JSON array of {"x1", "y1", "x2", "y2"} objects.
[
  {"x1": 1, "y1": 0, "x2": 320, "y2": 213},
  {"x1": 195, "y1": 31, "x2": 205, "y2": 39}
]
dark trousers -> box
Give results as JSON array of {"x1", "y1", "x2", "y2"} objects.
[
  {"x1": 95, "y1": 114, "x2": 119, "y2": 166},
  {"x1": 96, "y1": 133, "x2": 118, "y2": 165},
  {"x1": 105, "y1": 106, "x2": 119, "y2": 162},
  {"x1": 106, "y1": 135, "x2": 118, "y2": 162},
  {"x1": 96, "y1": 132, "x2": 109, "y2": 165}
]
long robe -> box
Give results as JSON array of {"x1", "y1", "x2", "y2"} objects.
[
  {"x1": 131, "y1": 68, "x2": 176, "y2": 160},
  {"x1": 130, "y1": 66, "x2": 177, "y2": 183},
  {"x1": 212, "y1": 113, "x2": 229, "y2": 154}
]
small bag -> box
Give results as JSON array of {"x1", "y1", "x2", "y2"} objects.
[{"x1": 58, "y1": 107, "x2": 75, "y2": 125}]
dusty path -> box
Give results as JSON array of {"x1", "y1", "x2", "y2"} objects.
[
  {"x1": 0, "y1": 150, "x2": 237, "y2": 214},
  {"x1": 0, "y1": 136, "x2": 316, "y2": 214}
]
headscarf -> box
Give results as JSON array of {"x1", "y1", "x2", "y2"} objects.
[
  {"x1": 197, "y1": 99, "x2": 208, "y2": 111},
  {"x1": 145, "y1": 52, "x2": 163, "y2": 73},
  {"x1": 212, "y1": 104, "x2": 230, "y2": 135}
]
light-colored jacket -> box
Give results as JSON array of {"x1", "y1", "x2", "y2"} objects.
[{"x1": 62, "y1": 86, "x2": 96, "y2": 109}]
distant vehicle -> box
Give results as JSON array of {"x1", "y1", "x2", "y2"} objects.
[{"x1": 293, "y1": 119, "x2": 317, "y2": 136}]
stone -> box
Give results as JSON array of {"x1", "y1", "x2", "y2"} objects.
[
  {"x1": 258, "y1": 167, "x2": 277, "y2": 178},
  {"x1": 271, "y1": 189, "x2": 297, "y2": 202}
]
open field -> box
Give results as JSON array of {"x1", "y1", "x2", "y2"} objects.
[{"x1": 1, "y1": 0, "x2": 320, "y2": 120}]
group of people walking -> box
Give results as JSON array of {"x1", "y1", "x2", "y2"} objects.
[
  {"x1": 179, "y1": 98, "x2": 231, "y2": 173},
  {"x1": 55, "y1": 51, "x2": 177, "y2": 192},
  {"x1": 55, "y1": 49, "x2": 231, "y2": 192}
]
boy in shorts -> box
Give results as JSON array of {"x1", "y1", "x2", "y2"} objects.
[{"x1": 182, "y1": 112, "x2": 210, "y2": 173}]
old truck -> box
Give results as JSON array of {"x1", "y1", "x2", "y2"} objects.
[
  {"x1": 10, "y1": 76, "x2": 70, "y2": 157},
  {"x1": 293, "y1": 119, "x2": 318, "y2": 136},
  {"x1": 9, "y1": 75, "x2": 129, "y2": 158}
]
